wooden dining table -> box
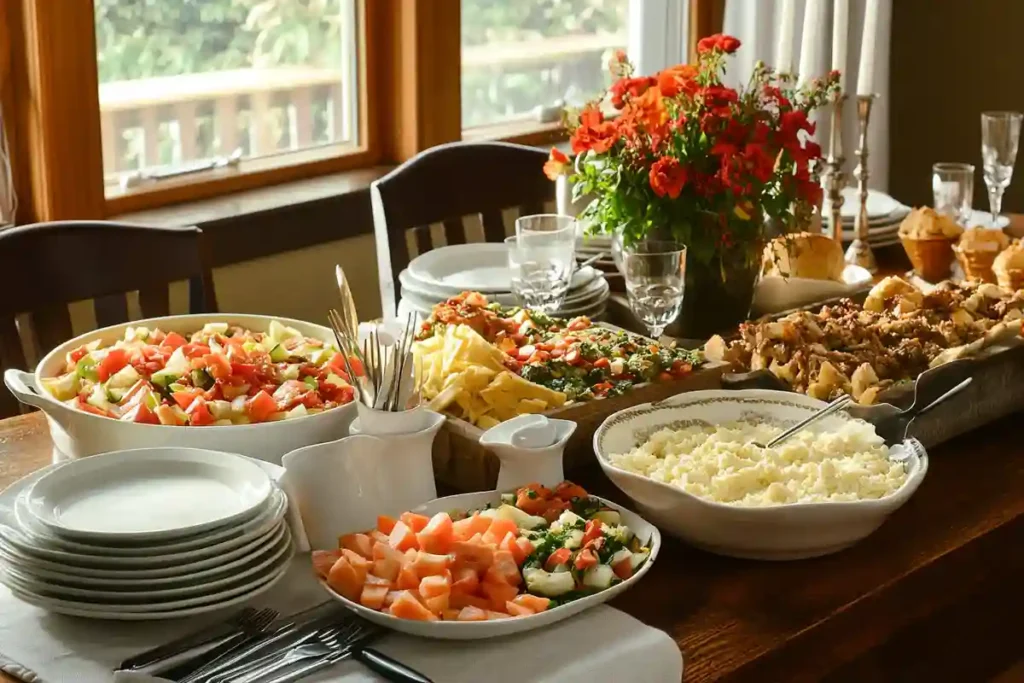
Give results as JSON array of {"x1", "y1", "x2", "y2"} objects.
[{"x1": 2, "y1": 237, "x2": 1024, "y2": 682}]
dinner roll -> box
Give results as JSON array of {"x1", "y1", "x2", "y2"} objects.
[{"x1": 762, "y1": 232, "x2": 845, "y2": 281}]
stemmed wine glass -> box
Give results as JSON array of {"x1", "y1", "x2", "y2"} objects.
[
  {"x1": 980, "y1": 111, "x2": 1023, "y2": 226},
  {"x1": 622, "y1": 241, "x2": 687, "y2": 339}
]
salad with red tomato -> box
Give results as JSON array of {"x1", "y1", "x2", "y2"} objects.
[{"x1": 41, "y1": 320, "x2": 357, "y2": 426}]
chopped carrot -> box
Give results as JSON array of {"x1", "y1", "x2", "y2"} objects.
[
  {"x1": 416, "y1": 512, "x2": 455, "y2": 554},
  {"x1": 486, "y1": 610, "x2": 512, "y2": 620},
  {"x1": 360, "y1": 584, "x2": 389, "y2": 610},
  {"x1": 449, "y1": 592, "x2": 491, "y2": 610},
  {"x1": 388, "y1": 521, "x2": 419, "y2": 552},
  {"x1": 612, "y1": 556, "x2": 634, "y2": 580},
  {"x1": 419, "y1": 573, "x2": 452, "y2": 599},
  {"x1": 499, "y1": 532, "x2": 527, "y2": 565},
  {"x1": 424, "y1": 594, "x2": 449, "y2": 615},
  {"x1": 400, "y1": 512, "x2": 431, "y2": 533},
  {"x1": 383, "y1": 590, "x2": 403, "y2": 608},
  {"x1": 451, "y1": 540, "x2": 494, "y2": 572},
  {"x1": 505, "y1": 600, "x2": 535, "y2": 617},
  {"x1": 372, "y1": 556, "x2": 401, "y2": 583},
  {"x1": 484, "y1": 550, "x2": 521, "y2": 587},
  {"x1": 482, "y1": 518, "x2": 517, "y2": 546},
  {"x1": 365, "y1": 573, "x2": 391, "y2": 586},
  {"x1": 311, "y1": 549, "x2": 342, "y2": 579},
  {"x1": 481, "y1": 581, "x2": 518, "y2": 611},
  {"x1": 512, "y1": 594, "x2": 551, "y2": 613},
  {"x1": 396, "y1": 565, "x2": 420, "y2": 590},
  {"x1": 341, "y1": 549, "x2": 369, "y2": 584},
  {"x1": 326, "y1": 557, "x2": 362, "y2": 601},
  {"x1": 369, "y1": 529, "x2": 390, "y2": 545},
  {"x1": 339, "y1": 533, "x2": 374, "y2": 560},
  {"x1": 452, "y1": 513, "x2": 491, "y2": 541},
  {"x1": 450, "y1": 566, "x2": 480, "y2": 595},
  {"x1": 389, "y1": 590, "x2": 438, "y2": 621},
  {"x1": 377, "y1": 515, "x2": 398, "y2": 535},
  {"x1": 456, "y1": 605, "x2": 488, "y2": 621},
  {"x1": 413, "y1": 551, "x2": 451, "y2": 577},
  {"x1": 441, "y1": 608, "x2": 462, "y2": 621}
]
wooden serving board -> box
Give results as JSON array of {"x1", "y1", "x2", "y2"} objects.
[{"x1": 427, "y1": 320, "x2": 731, "y2": 491}]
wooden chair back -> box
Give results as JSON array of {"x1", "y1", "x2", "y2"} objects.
[
  {"x1": 370, "y1": 141, "x2": 554, "y2": 317},
  {"x1": 0, "y1": 221, "x2": 217, "y2": 417}
]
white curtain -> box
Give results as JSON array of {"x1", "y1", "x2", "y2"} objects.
[{"x1": 722, "y1": 0, "x2": 892, "y2": 192}]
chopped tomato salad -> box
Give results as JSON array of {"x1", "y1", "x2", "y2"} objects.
[
  {"x1": 312, "y1": 481, "x2": 651, "y2": 622},
  {"x1": 42, "y1": 320, "x2": 356, "y2": 425}
]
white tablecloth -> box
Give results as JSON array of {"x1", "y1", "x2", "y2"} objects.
[{"x1": 0, "y1": 559, "x2": 684, "y2": 683}]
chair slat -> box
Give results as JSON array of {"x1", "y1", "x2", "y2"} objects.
[
  {"x1": 413, "y1": 226, "x2": 433, "y2": 258},
  {"x1": 480, "y1": 210, "x2": 506, "y2": 243},
  {"x1": 519, "y1": 201, "x2": 545, "y2": 217},
  {"x1": 32, "y1": 306, "x2": 74, "y2": 357},
  {"x1": 138, "y1": 286, "x2": 170, "y2": 319},
  {"x1": 94, "y1": 294, "x2": 130, "y2": 328},
  {"x1": 0, "y1": 316, "x2": 27, "y2": 375},
  {"x1": 442, "y1": 218, "x2": 466, "y2": 245}
]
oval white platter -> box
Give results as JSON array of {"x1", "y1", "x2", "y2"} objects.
[
  {"x1": 0, "y1": 532, "x2": 292, "y2": 603},
  {"x1": 23, "y1": 448, "x2": 273, "y2": 542},
  {"x1": 0, "y1": 522, "x2": 287, "y2": 580},
  {"x1": 2, "y1": 489, "x2": 287, "y2": 567},
  {"x1": 318, "y1": 490, "x2": 661, "y2": 640},
  {"x1": 2, "y1": 546, "x2": 291, "y2": 620}
]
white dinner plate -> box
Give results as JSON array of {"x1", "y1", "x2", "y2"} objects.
[
  {"x1": 320, "y1": 491, "x2": 660, "y2": 640},
  {"x1": 0, "y1": 531, "x2": 292, "y2": 603},
  {"x1": 407, "y1": 244, "x2": 600, "y2": 294},
  {"x1": 823, "y1": 187, "x2": 907, "y2": 219},
  {"x1": 401, "y1": 261, "x2": 601, "y2": 300},
  {"x1": 0, "y1": 521, "x2": 287, "y2": 580},
  {"x1": 24, "y1": 447, "x2": 273, "y2": 541},
  {"x1": 965, "y1": 210, "x2": 1011, "y2": 229},
  {"x1": 2, "y1": 551, "x2": 291, "y2": 620},
  {"x1": 1, "y1": 489, "x2": 287, "y2": 568}
]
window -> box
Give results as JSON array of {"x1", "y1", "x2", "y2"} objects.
[
  {"x1": 460, "y1": 0, "x2": 630, "y2": 131},
  {"x1": 94, "y1": 0, "x2": 361, "y2": 197}
]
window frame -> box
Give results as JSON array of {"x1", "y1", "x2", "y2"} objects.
[{"x1": 0, "y1": 0, "x2": 722, "y2": 222}]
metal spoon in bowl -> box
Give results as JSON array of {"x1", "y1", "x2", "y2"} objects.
[{"x1": 754, "y1": 394, "x2": 853, "y2": 449}]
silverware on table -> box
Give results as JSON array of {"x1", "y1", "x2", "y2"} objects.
[
  {"x1": 755, "y1": 394, "x2": 853, "y2": 449},
  {"x1": 260, "y1": 640, "x2": 434, "y2": 683},
  {"x1": 877, "y1": 377, "x2": 973, "y2": 445},
  {"x1": 173, "y1": 607, "x2": 278, "y2": 683},
  {"x1": 335, "y1": 264, "x2": 361, "y2": 343},
  {"x1": 119, "y1": 606, "x2": 260, "y2": 672},
  {"x1": 328, "y1": 308, "x2": 417, "y2": 412}
]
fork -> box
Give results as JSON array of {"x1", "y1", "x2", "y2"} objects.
[
  {"x1": 224, "y1": 623, "x2": 361, "y2": 683},
  {"x1": 262, "y1": 641, "x2": 434, "y2": 683},
  {"x1": 174, "y1": 607, "x2": 277, "y2": 682},
  {"x1": 119, "y1": 606, "x2": 258, "y2": 671}
]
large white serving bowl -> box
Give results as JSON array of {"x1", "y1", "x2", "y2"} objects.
[
  {"x1": 3, "y1": 313, "x2": 357, "y2": 465},
  {"x1": 319, "y1": 490, "x2": 661, "y2": 640},
  {"x1": 592, "y1": 390, "x2": 929, "y2": 560}
]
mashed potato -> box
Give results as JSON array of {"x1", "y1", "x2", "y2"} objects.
[{"x1": 608, "y1": 420, "x2": 908, "y2": 506}]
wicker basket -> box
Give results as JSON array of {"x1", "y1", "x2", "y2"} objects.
[
  {"x1": 901, "y1": 235, "x2": 956, "y2": 282},
  {"x1": 954, "y1": 246, "x2": 1000, "y2": 283}
]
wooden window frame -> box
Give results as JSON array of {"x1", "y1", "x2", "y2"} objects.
[{"x1": 0, "y1": 0, "x2": 721, "y2": 222}]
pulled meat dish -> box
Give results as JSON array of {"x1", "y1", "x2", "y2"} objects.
[{"x1": 705, "y1": 277, "x2": 1024, "y2": 403}]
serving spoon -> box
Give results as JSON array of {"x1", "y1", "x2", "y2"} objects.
[{"x1": 753, "y1": 394, "x2": 852, "y2": 449}]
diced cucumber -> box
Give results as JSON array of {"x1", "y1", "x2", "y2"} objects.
[
  {"x1": 213, "y1": 419, "x2": 233, "y2": 426},
  {"x1": 582, "y1": 564, "x2": 616, "y2": 589},
  {"x1": 563, "y1": 529, "x2": 584, "y2": 549},
  {"x1": 268, "y1": 320, "x2": 302, "y2": 344},
  {"x1": 86, "y1": 384, "x2": 113, "y2": 412},
  {"x1": 592, "y1": 510, "x2": 621, "y2": 527},
  {"x1": 286, "y1": 404, "x2": 308, "y2": 419},
  {"x1": 164, "y1": 347, "x2": 190, "y2": 375},
  {"x1": 324, "y1": 372, "x2": 348, "y2": 388},
  {"x1": 523, "y1": 568, "x2": 575, "y2": 597},
  {"x1": 107, "y1": 364, "x2": 141, "y2": 389},
  {"x1": 190, "y1": 369, "x2": 213, "y2": 390},
  {"x1": 269, "y1": 344, "x2": 290, "y2": 362},
  {"x1": 207, "y1": 400, "x2": 234, "y2": 420},
  {"x1": 302, "y1": 376, "x2": 319, "y2": 391},
  {"x1": 630, "y1": 548, "x2": 650, "y2": 571},
  {"x1": 280, "y1": 364, "x2": 300, "y2": 381},
  {"x1": 500, "y1": 493, "x2": 516, "y2": 505},
  {"x1": 230, "y1": 396, "x2": 248, "y2": 414},
  {"x1": 605, "y1": 525, "x2": 634, "y2": 546},
  {"x1": 556, "y1": 510, "x2": 584, "y2": 529},
  {"x1": 41, "y1": 373, "x2": 80, "y2": 401},
  {"x1": 124, "y1": 326, "x2": 150, "y2": 342},
  {"x1": 202, "y1": 322, "x2": 229, "y2": 335},
  {"x1": 143, "y1": 391, "x2": 161, "y2": 410},
  {"x1": 308, "y1": 348, "x2": 333, "y2": 366},
  {"x1": 168, "y1": 382, "x2": 187, "y2": 394},
  {"x1": 242, "y1": 341, "x2": 261, "y2": 354},
  {"x1": 494, "y1": 504, "x2": 547, "y2": 530},
  {"x1": 150, "y1": 368, "x2": 181, "y2": 389},
  {"x1": 105, "y1": 386, "x2": 126, "y2": 403},
  {"x1": 75, "y1": 356, "x2": 98, "y2": 381},
  {"x1": 154, "y1": 404, "x2": 185, "y2": 426}
]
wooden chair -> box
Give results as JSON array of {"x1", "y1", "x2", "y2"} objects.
[
  {"x1": 370, "y1": 141, "x2": 554, "y2": 318},
  {"x1": 0, "y1": 221, "x2": 217, "y2": 417}
]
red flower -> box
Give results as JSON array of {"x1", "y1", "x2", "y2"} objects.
[
  {"x1": 697, "y1": 34, "x2": 741, "y2": 55},
  {"x1": 657, "y1": 64, "x2": 699, "y2": 98},
  {"x1": 571, "y1": 108, "x2": 618, "y2": 155},
  {"x1": 649, "y1": 157, "x2": 688, "y2": 199},
  {"x1": 609, "y1": 76, "x2": 655, "y2": 109},
  {"x1": 543, "y1": 147, "x2": 571, "y2": 180}
]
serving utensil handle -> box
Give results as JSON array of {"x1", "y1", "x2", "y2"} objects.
[
  {"x1": 354, "y1": 647, "x2": 434, "y2": 683},
  {"x1": 764, "y1": 394, "x2": 852, "y2": 448}
]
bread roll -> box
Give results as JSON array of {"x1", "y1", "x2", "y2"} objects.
[{"x1": 762, "y1": 232, "x2": 845, "y2": 281}]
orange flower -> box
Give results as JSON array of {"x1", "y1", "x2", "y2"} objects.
[
  {"x1": 649, "y1": 157, "x2": 688, "y2": 199},
  {"x1": 543, "y1": 147, "x2": 571, "y2": 180},
  {"x1": 570, "y1": 108, "x2": 619, "y2": 155},
  {"x1": 657, "y1": 64, "x2": 699, "y2": 98},
  {"x1": 609, "y1": 76, "x2": 655, "y2": 109},
  {"x1": 626, "y1": 85, "x2": 668, "y2": 131}
]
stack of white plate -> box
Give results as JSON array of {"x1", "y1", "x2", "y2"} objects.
[
  {"x1": 398, "y1": 243, "x2": 610, "y2": 320},
  {"x1": 822, "y1": 187, "x2": 912, "y2": 248},
  {"x1": 0, "y1": 448, "x2": 292, "y2": 620}
]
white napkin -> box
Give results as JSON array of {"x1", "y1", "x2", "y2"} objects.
[{"x1": 1, "y1": 559, "x2": 683, "y2": 683}]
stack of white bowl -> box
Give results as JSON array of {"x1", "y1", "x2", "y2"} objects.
[
  {"x1": 0, "y1": 448, "x2": 292, "y2": 620},
  {"x1": 398, "y1": 243, "x2": 610, "y2": 320}
]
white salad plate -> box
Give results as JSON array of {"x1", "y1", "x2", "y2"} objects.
[
  {"x1": 2, "y1": 547, "x2": 291, "y2": 620},
  {"x1": 1, "y1": 489, "x2": 288, "y2": 567},
  {"x1": 23, "y1": 447, "x2": 273, "y2": 541},
  {"x1": 400, "y1": 271, "x2": 608, "y2": 311},
  {"x1": 593, "y1": 390, "x2": 928, "y2": 561},
  {"x1": 319, "y1": 490, "x2": 661, "y2": 640},
  {"x1": 823, "y1": 187, "x2": 907, "y2": 220},
  {"x1": 0, "y1": 532, "x2": 292, "y2": 603}
]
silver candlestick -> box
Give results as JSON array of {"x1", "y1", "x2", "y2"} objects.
[
  {"x1": 846, "y1": 94, "x2": 878, "y2": 272},
  {"x1": 825, "y1": 94, "x2": 847, "y2": 244}
]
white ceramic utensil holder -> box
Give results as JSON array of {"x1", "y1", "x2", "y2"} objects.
[{"x1": 479, "y1": 415, "x2": 577, "y2": 491}]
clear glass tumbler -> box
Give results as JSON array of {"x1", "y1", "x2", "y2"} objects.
[
  {"x1": 622, "y1": 241, "x2": 687, "y2": 339},
  {"x1": 931, "y1": 162, "x2": 975, "y2": 226},
  {"x1": 505, "y1": 232, "x2": 575, "y2": 314},
  {"x1": 980, "y1": 111, "x2": 1023, "y2": 225}
]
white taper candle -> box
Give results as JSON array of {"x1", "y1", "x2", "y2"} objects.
[
  {"x1": 776, "y1": 0, "x2": 796, "y2": 73},
  {"x1": 832, "y1": 0, "x2": 849, "y2": 91},
  {"x1": 798, "y1": 0, "x2": 825, "y2": 86},
  {"x1": 856, "y1": 0, "x2": 880, "y2": 95}
]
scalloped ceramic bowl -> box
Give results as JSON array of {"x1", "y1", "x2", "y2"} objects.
[{"x1": 593, "y1": 389, "x2": 928, "y2": 560}]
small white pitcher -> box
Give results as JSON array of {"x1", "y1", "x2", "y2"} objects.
[
  {"x1": 282, "y1": 410, "x2": 444, "y2": 549},
  {"x1": 479, "y1": 415, "x2": 576, "y2": 492}
]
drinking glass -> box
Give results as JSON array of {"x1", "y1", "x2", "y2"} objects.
[
  {"x1": 980, "y1": 111, "x2": 1023, "y2": 225},
  {"x1": 622, "y1": 241, "x2": 687, "y2": 339},
  {"x1": 505, "y1": 232, "x2": 575, "y2": 314},
  {"x1": 931, "y1": 162, "x2": 974, "y2": 226}
]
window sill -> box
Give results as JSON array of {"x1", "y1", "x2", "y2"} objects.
[
  {"x1": 463, "y1": 119, "x2": 567, "y2": 147},
  {"x1": 112, "y1": 165, "x2": 393, "y2": 268}
]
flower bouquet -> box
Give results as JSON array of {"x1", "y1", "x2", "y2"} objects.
[{"x1": 545, "y1": 34, "x2": 839, "y2": 337}]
